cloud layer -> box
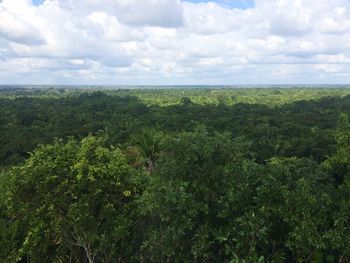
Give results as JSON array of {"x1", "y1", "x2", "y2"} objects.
[{"x1": 1, "y1": 0, "x2": 350, "y2": 85}]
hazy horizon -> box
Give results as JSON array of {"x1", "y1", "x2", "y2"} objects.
[{"x1": 2, "y1": 84, "x2": 350, "y2": 89}]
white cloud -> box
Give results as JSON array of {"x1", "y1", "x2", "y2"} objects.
[
  {"x1": 182, "y1": 2, "x2": 245, "y2": 35},
  {"x1": 0, "y1": 6, "x2": 45, "y2": 45},
  {"x1": 1, "y1": 0, "x2": 350, "y2": 84},
  {"x1": 61, "y1": 0, "x2": 184, "y2": 28}
]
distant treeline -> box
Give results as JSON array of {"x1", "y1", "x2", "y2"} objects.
[{"x1": 2, "y1": 88, "x2": 350, "y2": 166}]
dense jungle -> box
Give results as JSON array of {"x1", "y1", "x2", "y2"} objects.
[{"x1": 1, "y1": 86, "x2": 350, "y2": 262}]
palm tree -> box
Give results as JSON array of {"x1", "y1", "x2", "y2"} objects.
[{"x1": 131, "y1": 128, "x2": 161, "y2": 173}]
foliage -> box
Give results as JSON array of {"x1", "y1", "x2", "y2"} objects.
[
  {"x1": 130, "y1": 128, "x2": 163, "y2": 173},
  {"x1": 4, "y1": 136, "x2": 144, "y2": 262},
  {"x1": 1, "y1": 87, "x2": 350, "y2": 262},
  {"x1": 140, "y1": 128, "x2": 252, "y2": 262}
]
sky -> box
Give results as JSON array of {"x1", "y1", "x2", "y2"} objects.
[{"x1": 0, "y1": 0, "x2": 350, "y2": 85}]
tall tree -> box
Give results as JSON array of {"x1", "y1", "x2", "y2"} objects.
[{"x1": 6, "y1": 135, "x2": 144, "y2": 262}]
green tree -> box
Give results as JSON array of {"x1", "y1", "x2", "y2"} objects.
[
  {"x1": 131, "y1": 128, "x2": 162, "y2": 173},
  {"x1": 0, "y1": 170, "x2": 17, "y2": 261},
  {"x1": 324, "y1": 113, "x2": 350, "y2": 184},
  {"x1": 140, "y1": 127, "x2": 254, "y2": 262},
  {"x1": 180, "y1": 97, "x2": 193, "y2": 107},
  {"x1": 6, "y1": 135, "x2": 144, "y2": 263}
]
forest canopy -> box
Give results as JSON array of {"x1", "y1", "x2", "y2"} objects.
[{"x1": 1, "y1": 87, "x2": 350, "y2": 262}]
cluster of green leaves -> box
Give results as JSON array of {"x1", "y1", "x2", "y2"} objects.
[
  {"x1": 1, "y1": 136, "x2": 145, "y2": 262},
  {"x1": 139, "y1": 128, "x2": 350, "y2": 262}
]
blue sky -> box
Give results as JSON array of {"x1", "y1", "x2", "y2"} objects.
[
  {"x1": 32, "y1": 0, "x2": 255, "y2": 9},
  {"x1": 186, "y1": 0, "x2": 254, "y2": 9},
  {"x1": 32, "y1": 0, "x2": 44, "y2": 5},
  {"x1": 1, "y1": 0, "x2": 350, "y2": 85}
]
